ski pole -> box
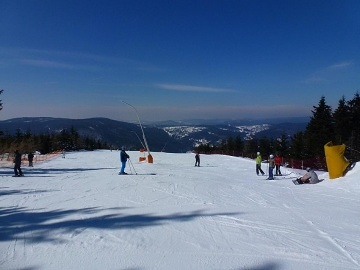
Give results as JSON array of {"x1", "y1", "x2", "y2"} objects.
[
  {"x1": 128, "y1": 158, "x2": 137, "y2": 175},
  {"x1": 128, "y1": 160, "x2": 133, "y2": 174}
]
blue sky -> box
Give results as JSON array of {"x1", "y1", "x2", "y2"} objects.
[{"x1": 0, "y1": 0, "x2": 359, "y2": 122}]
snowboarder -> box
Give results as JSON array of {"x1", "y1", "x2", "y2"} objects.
[
  {"x1": 195, "y1": 152, "x2": 200, "y2": 167},
  {"x1": 28, "y1": 152, "x2": 34, "y2": 167},
  {"x1": 255, "y1": 152, "x2": 265, "y2": 175},
  {"x1": 267, "y1": 154, "x2": 275, "y2": 180},
  {"x1": 13, "y1": 150, "x2": 23, "y2": 176},
  {"x1": 275, "y1": 154, "x2": 282, "y2": 176},
  {"x1": 119, "y1": 146, "x2": 130, "y2": 175},
  {"x1": 294, "y1": 167, "x2": 319, "y2": 184}
]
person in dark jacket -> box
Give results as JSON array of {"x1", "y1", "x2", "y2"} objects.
[
  {"x1": 119, "y1": 146, "x2": 130, "y2": 175},
  {"x1": 28, "y1": 152, "x2": 34, "y2": 167},
  {"x1": 14, "y1": 150, "x2": 23, "y2": 176},
  {"x1": 195, "y1": 152, "x2": 200, "y2": 167}
]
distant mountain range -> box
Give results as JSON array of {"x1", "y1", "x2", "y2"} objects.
[{"x1": 0, "y1": 117, "x2": 309, "y2": 152}]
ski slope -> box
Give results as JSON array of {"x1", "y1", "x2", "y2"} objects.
[{"x1": 1, "y1": 150, "x2": 359, "y2": 270}]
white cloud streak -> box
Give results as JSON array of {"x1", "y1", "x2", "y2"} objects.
[
  {"x1": 20, "y1": 59, "x2": 98, "y2": 71},
  {"x1": 156, "y1": 84, "x2": 235, "y2": 93},
  {"x1": 327, "y1": 61, "x2": 353, "y2": 70},
  {"x1": 304, "y1": 60, "x2": 354, "y2": 84}
]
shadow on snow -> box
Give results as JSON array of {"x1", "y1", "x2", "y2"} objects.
[
  {"x1": 0, "y1": 205, "x2": 240, "y2": 244},
  {"x1": 0, "y1": 167, "x2": 116, "y2": 177}
]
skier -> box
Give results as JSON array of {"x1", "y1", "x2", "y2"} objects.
[
  {"x1": 119, "y1": 146, "x2": 130, "y2": 175},
  {"x1": 28, "y1": 152, "x2": 34, "y2": 167},
  {"x1": 195, "y1": 152, "x2": 200, "y2": 167},
  {"x1": 275, "y1": 154, "x2": 282, "y2": 176},
  {"x1": 267, "y1": 154, "x2": 275, "y2": 180},
  {"x1": 255, "y1": 152, "x2": 265, "y2": 175},
  {"x1": 295, "y1": 167, "x2": 319, "y2": 184},
  {"x1": 13, "y1": 150, "x2": 23, "y2": 176}
]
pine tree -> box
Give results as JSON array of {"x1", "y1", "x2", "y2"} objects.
[
  {"x1": 333, "y1": 96, "x2": 351, "y2": 144},
  {"x1": 348, "y1": 92, "x2": 360, "y2": 154},
  {"x1": 0, "y1": 89, "x2": 3, "y2": 111},
  {"x1": 290, "y1": 131, "x2": 306, "y2": 159},
  {"x1": 234, "y1": 135, "x2": 243, "y2": 154},
  {"x1": 0, "y1": 89, "x2": 3, "y2": 136},
  {"x1": 305, "y1": 96, "x2": 334, "y2": 157},
  {"x1": 274, "y1": 133, "x2": 288, "y2": 156}
]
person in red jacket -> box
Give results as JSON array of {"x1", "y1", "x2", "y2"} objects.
[{"x1": 275, "y1": 154, "x2": 282, "y2": 176}]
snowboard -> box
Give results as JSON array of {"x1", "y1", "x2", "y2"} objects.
[
  {"x1": 292, "y1": 178, "x2": 324, "y2": 185},
  {"x1": 292, "y1": 178, "x2": 303, "y2": 185}
]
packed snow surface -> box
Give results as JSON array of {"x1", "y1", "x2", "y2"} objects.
[{"x1": 1, "y1": 150, "x2": 360, "y2": 270}]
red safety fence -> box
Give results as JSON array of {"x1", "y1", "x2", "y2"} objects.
[{"x1": 0, "y1": 151, "x2": 62, "y2": 167}]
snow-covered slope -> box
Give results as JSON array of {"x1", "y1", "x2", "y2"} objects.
[{"x1": 1, "y1": 151, "x2": 359, "y2": 270}]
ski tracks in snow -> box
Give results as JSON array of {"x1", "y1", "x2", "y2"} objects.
[
  {"x1": 305, "y1": 219, "x2": 360, "y2": 267},
  {"x1": 281, "y1": 199, "x2": 360, "y2": 269}
]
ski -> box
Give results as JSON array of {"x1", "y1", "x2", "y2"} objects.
[{"x1": 118, "y1": 173, "x2": 156, "y2": 176}]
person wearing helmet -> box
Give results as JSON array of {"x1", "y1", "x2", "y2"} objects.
[
  {"x1": 119, "y1": 146, "x2": 130, "y2": 175},
  {"x1": 267, "y1": 154, "x2": 275, "y2": 180},
  {"x1": 255, "y1": 152, "x2": 265, "y2": 176},
  {"x1": 296, "y1": 167, "x2": 320, "y2": 184}
]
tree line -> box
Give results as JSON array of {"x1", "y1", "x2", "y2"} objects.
[
  {"x1": 0, "y1": 126, "x2": 109, "y2": 155},
  {"x1": 195, "y1": 93, "x2": 360, "y2": 166}
]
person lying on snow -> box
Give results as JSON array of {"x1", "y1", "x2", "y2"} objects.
[{"x1": 295, "y1": 167, "x2": 319, "y2": 184}]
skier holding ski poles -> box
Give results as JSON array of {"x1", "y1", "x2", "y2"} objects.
[{"x1": 119, "y1": 146, "x2": 130, "y2": 175}]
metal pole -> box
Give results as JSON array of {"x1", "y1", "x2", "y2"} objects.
[
  {"x1": 123, "y1": 101, "x2": 150, "y2": 153},
  {"x1": 131, "y1": 131, "x2": 146, "y2": 149}
]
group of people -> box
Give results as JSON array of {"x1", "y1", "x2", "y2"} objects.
[
  {"x1": 255, "y1": 152, "x2": 319, "y2": 184},
  {"x1": 12, "y1": 147, "x2": 318, "y2": 184}
]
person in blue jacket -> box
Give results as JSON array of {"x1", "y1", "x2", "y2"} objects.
[{"x1": 119, "y1": 146, "x2": 130, "y2": 175}]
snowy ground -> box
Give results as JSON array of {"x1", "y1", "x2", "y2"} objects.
[{"x1": 1, "y1": 150, "x2": 359, "y2": 270}]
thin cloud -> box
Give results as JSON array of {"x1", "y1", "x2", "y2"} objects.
[
  {"x1": 156, "y1": 84, "x2": 235, "y2": 93},
  {"x1": 303, "y1": 60, "x2": 354, "y2": 84},
  {"x1": 327, "y1": 61, "x2": 353, "y2": 70},
  {"x1": 20, "y1": 59, "x2": 98, "y2": 71},
  {"x1": 4, "y1": 47, "x2": 164, "y2": 73}
]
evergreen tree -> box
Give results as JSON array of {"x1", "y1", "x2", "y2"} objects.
[
  {"x1": 259, "y1": 137, "x2": 272, "y2": 158},
  {"x1": 0, "y1": 89, "x2": 3, "y2": 136},
  {"x1": 243, "y1": 138, "x2": 258, "y2": 156},
  {"x1": 225, "y1": 136, "x2": 235, "y2": 154},
  {"x1": 274, "y1": 133, "x2": 288, "y2": 156},
  {"x1": 333, "y1": 96, "x2": 351, "y2": 144},
  {"x1": 290, "y1": 131, "x2": 306, "y2": 159},
  {"x1": 348, "y1": 92, "x2": 360, "y2": 153},
  {"x1": 234, "y1": 135, "x2": 243, "y2": 154},
  {"x1": 0, "y1": 89, "x2": 3, "y2": 112},
  {"x1": 305, "y1": 96, "x2": 334, "y2": 157}
]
